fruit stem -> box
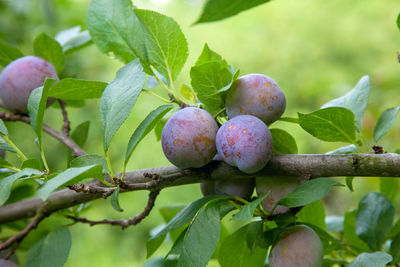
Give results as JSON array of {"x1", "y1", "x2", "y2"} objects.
[{"x1": 105, "y1": 150, "x2": 116, "y2": 179}]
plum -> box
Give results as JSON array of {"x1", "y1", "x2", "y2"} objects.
[
  {"x1": 226, "y1": 73, "x2": 286, "y2": 125},
  {"x1": 256, "y1": 176, "x2": 301, "y2": 214},
  {"x1": 269, "y1": 225, "x2": 323, "y2": 267},
  {"x1": 0, "y1": 56, "x2": 58, "y2": 113},
  {"x1": 216, "y1": 115, "x2": 272, "y2": 174},
  {"x1": 200, "y1": 178, "x2": 254, "y2": 200},
  {"x1": 0, "y1": 259, "x2": 18, "y2": 267},
  {"x1": 161, "y1": 107, "x2": 219, "y2": 168},
  {"x1": 200, "y1": 181, "x2": 215, "y2": 196}
]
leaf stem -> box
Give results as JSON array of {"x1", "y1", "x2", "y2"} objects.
[
  {"x1": 0, "y1": 134, "x2": 28, "y2": 161},
  {"x1": 278, "y1": 117, "x2": 299, "y2": 124},
  {"x1": 40, "y1": 143, "x2": 50, "y2": 173},
  {"x1": 150, "y1": 66, "x2": 173, "y2": 94},
  {"x1": 142, "y1": 89, "x2": 172, "y2": 103},
  {"x1": 105, "y1": 151, "x2": 116, "y2": 179}
]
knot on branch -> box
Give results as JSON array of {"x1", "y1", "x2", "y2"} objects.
[{"x1": 67, "y1": 184, "x2": 114, "y2": 199}]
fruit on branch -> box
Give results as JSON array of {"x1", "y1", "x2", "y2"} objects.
[
  {"x1": 200, "y1": 178, "x2": 255, "y2": 200},
  {"x1": 255, "y1": 176, "x2": 301, "y2": 214},
  {"x1": 226, "y1": 74, "x2": 286, "y2": 125},
  {"x1": 269, "y1": 225, "x2": 323, "y2": 267},
  {"x1": 0, "y1": 56, "x2": 58, "y2": 113},
  {"x1": 161, "y1": 107, "x2": 219, "y2": 168},
  {"x1": 216, "y1": 115, "x2": 272, "y2": 174},
  {"x1": 0, "y1": 259, "x2": 18, "y2": 267}
]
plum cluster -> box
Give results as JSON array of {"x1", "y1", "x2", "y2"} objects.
[
  {"x1": 0, "y1": 56, "x2": 58, "y2": 113},
  {"x1": 161, "y1": 73, "x2": 292, "y2": 200}
]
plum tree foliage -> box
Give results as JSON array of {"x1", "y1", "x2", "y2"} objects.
[{"x1": 0, "y1": 1, "x2": 399, "y2": 267}]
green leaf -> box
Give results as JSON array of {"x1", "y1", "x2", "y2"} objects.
[
  {"x1": 389, "y1": 219, "x2": 400, "y2": 239},
  {"x1": 87, "y1": 0, "x2": 148, "y2": 66},
  {"x1": 298, "y1": 107, "x2": 356, "y2": 143},
  {"x1": 0, "y1": 119, "x2": 8, "y2": 135},
  {"x1": 0, "y1": 40, "x2": 24, "y2": 66},
  {"x1": 270, "y1": 128, "x2": 298, "y2": 154},
  {"x1": 218, "y1": 224, "x2": 267, "y2": 267},
  {"x1": 0, "y1": 137, "x2": 14, "y2": 152},
  {"x1": 391, "y1": 232, "x2": 400, "y2": 263},
  {"x1": 146, "y1": 234, "x2": 166, "y2": 259},
  {"x1": 190, "y1": 61, "x2": 233, "y2": 114},
  {"x1": 134, "y1": 9, "x2": 189, "y2": 83},
  {"x1": 344, "y1": 210, "x2": 370, "y2": 252},
  {"x1": 325, "y1": 216, "x2": 344, "y2": 233},
  {"x1": 232, "y1": 191, "x2": 269, "y2": 221},
  {"x1": 296, "y1": 200, "x2": 326, "y2": 230},
  {"x1": 356, "y1": 192, "x2": 394, "y2": 251},
  {"x1": 55, "y1": 26, "x2": 92, "y2": 54},
  {"x1": 180, "y1": 84, "x2": 196, "y2": 103},
  {"x1": 277, "y1": 178, "x2": 344, "y2": 208},
  {"x1": 71, "y1": 121, "x2": 90, "y2": 147},
  {"x1": 246, "y1": 221, "x2": 269, "y2": 250},
  {"x1": 167, "y1": 228, "x2": 187, "y2": 257},
  {"x1": 153, "y1": 195, "x2": 227, "y2": 239},
  {"x1": 48, "y1": 78, "x2": 107, "y2": 100},
  {"x1": 159, "y1": 204, "x2": 186, "y2": 223},
  {"x1": 195, "y1": 44, "x2": 227, "y2": 67},
  {"x1": 37, "y1": 165, "x2": 103, "y2": 200},
  {"x1": 348, "y1": 252, "x2": 392, "y2": 267},
  {"x1": 70, "y1": 154, "x2": 109, "y2": 173},
  {"x1": 28, "y1": 78, "x2": 57, "y2": 144},
  {"x1": 397, "y1": 13, "x2": 400, "y2": 31},
  {"x1": 380, "y1": 177, "x2": 398, "y2": 203},
  {"x1": 177, "y1": 200, "x2": 229, "y2": 267},
  {"x1": 325, "y1": 144, "x2": 359, "y2": 155},
  {"x1": 144, "y1": 258, "x2": 178, "y2": 267},
  {"x1": 33, "y1": 33, "x2": 64, "y2": 74},
  {"x1": 125, "y1": 104, "x2": 173, "y2": 166},
  {"x1": 346, "y1": 176, "x2": 354, "y2": 192},
  {"x1": 111, "y1": 187, "x2": 123, "y2": 212},
  {"x1": 0, "y1": 168, "x2": 41, "y2": 205},
  {"x1": 195, "y1": 0, "x2": 271, "y2": 24},
  {"x1": 374, "y1": 106, "x2": 400, "y2": 142},
  {"x1": 322, "y1": 75, "x2": 370, "y2": 130},
  {"x1": 0, "y1": 157, "x2": 14, "y2": 169},
  {"x1": 21, "y1": 158, "x2": 43, "y2": 171},
  {"x1": 100, "y1": 59, "x2": 146, "y2": 151},
  {"x1": 26, "y1": 227, "x2": 71, "y2": 267}
]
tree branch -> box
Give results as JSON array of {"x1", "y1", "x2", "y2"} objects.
[
  {"x1": 0, "y1": 110, "x2": 86, "y2": 157},
  {"x1": 65, "y1": 190, "x2": 160, "y2": 229},
  {"x1": 0, "y1": 207, "x2": 48, "y2": 253},
  {"x1": 0, "y1": 153, "x2": 399, "y2": 224},
  {"x1": 58, "y1": 100, "x2": 71, "y2": 136}
]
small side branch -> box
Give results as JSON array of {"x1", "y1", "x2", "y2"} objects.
[
  {"x1": 0, "y1": 110, "x2": 85, "y2": 157},
  {"x1": 0, "y1": 207, "x2": 48, "y2": 255},
  {"x1": 66, "y1": 190, "x2": 160, "y2": 230},
  {"x1": 58, "y1": 100, "x2": 71, "y2": 136}
]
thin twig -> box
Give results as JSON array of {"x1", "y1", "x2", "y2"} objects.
[
  {"x1": 0, "y1": 110, "x2": 86, "y2": 157},
  {"x1": 58, "y1": 100, "x2": 71, "y2": 136},
  {"x1": 0, "y1": 207, "x2": 48, "y2": 253},
  {"x1": 66, "y1": 190, "x2": 160, "y2": 229}
]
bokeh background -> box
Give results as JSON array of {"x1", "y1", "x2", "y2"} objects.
[{"x1": 0, "y1": 0, "x2": 399, "y2": 266}]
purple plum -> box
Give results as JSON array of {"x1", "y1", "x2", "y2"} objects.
[
  {"x1": 0, "y1": 56, "x2": 58, "y2": 113},
  {"x1": 256, "y1": 176, "x2": 302, "y2": 215},
  {"x1": 200, "y1": 178, "x2": 255, "y2": 200},
  {"x1": 216, "y1": 115, "x2": 272, "y2": 174},
  {"x1": 226, "y1": 73, "x2": 286, "y2": 125},
  {"x1": 269, "y1": 225, "x2": 323, "y2": 267},
  {"x1": 161, "y1": 107, "x2": 219, "y2": 168}
]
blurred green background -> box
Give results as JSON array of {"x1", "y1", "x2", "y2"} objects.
[{"x1": 0, "y1": 0, "x2": 399, "y2": 266}]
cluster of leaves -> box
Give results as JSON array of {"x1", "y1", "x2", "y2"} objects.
[{"x1": 0, "y1": 0, "x2": 399, "y2": 266}]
